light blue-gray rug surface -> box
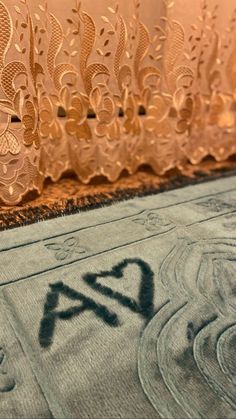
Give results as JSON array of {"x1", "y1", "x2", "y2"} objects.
[{"x1": 0, "y1": 176, "x2": 236, "y2": 418}]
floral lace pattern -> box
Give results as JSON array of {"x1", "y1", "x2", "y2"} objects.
[{"x1": 0, "y1": 0, "x2": 235, "y2": 204}]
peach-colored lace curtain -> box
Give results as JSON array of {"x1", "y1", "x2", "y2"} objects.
[{"x1": 0, "y1": 0, "x2": 235, "y2": 204}]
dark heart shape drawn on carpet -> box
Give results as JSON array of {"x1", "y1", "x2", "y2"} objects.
[
  {"x1": 39, "y1": 258, "x2": 154, "y2": 348},
  {"x1": 83, "y1": 258, "x2": 154, "y2": 319}
]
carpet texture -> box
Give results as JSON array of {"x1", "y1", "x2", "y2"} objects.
[
  {"x1": 1, "y1": 158, "x2": 236, "y2": 231},
  {"x1": 0, "y1": 176, "x2": 236, "y2": 418}
]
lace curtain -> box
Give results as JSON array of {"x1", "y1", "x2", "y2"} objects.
[{"x1": 0, "y1": 0, "x2": 235, "y2": 205}]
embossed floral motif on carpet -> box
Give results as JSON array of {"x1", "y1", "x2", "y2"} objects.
[{"x1": 0, "y1": 176, "x2": 236, "y2": 418}]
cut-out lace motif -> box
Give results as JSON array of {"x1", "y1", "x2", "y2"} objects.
[{"x1": 0, "y1": 0, "x2": 236, "y2": 204}]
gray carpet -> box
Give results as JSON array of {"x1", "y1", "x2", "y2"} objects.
[{"x1": 0, "y1": 176, "x2": 236, "y2": 418}]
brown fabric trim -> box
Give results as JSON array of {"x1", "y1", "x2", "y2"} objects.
[{"x1": 1, "y1": 158, "x2": 236, "y2": 231}]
